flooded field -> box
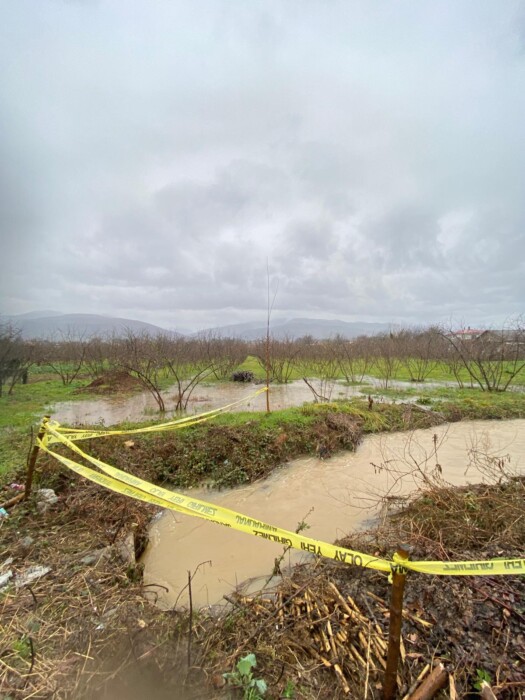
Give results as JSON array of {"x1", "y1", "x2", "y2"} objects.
[
  {"x1": 141, "y1": 418, "x2": 525, "y2": 609},
  {"x1": 50, "y1": 379, "x2": 315, "y2": 425},
  {"x1": 50, "y1": 377, "x2": 437, "y2": 426}
]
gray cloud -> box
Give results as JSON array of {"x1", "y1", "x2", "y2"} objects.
[{"x1": 1, "y1": 1, "x2": 524, "y2": 330}]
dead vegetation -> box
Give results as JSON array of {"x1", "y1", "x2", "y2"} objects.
[
  {"x1": 72, "y1": 408, "x2": 367, "y2": 489},
  {"x1": 198, "y1": 564, "x2": 397, "y2": 699},
  {"x1": 392, "y1": 476, "x2": 525, "y2": 554},
  {"x1": 194, "y1": 428, "x2": 525, "y2": 699},
  {"x1": 0, "y1": 481, "x2": 186, "y2": 699},
  {"x1": 1, "y1": 420, "x2": 524, "y2": 699},
  {"x1": 195, "y1": 468, "x2": 525, "y2": 700}
]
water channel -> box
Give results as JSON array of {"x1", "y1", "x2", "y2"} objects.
[{"x1": 141, "y1": 419, "x2": 525, "y2": 610}]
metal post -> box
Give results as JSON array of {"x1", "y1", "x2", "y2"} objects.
[
  {"x1": 25, "y1": 417, "x2": 49, "y2": 499},
  {"x1": 383, "y1": 544, "x2": 410, "y2": 700},
  {"x1": 265, "y1": 320, "x2": 271, "y2": 413},
  {"x1": 265, "y1": 259, "x2": 271, "y2": 414}
]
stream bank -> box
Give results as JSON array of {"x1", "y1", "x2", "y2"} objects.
[
  {"x1": 45, "y1": 395, "x2": 525, "y2": 493},
  {"x1": 142, "y1": 418, "x2": 525, "y2": 609},
  {"x1": 1, "y1": 397, "x2": 525, "y2": 698}
]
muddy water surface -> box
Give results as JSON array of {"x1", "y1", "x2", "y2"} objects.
[
  {"x1": 142, "y1": 419, "x2": 525, "y2": 610},
  {"x1": 50, "y1": 377, "x2": 437, "y2": 426},
  {"x1": 50, "y1": 380, "x2": 356, "y2": 425}
]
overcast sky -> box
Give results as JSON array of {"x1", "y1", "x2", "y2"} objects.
[{"x1": 1, "y1": 1, "x2": 524, "y2": 331}]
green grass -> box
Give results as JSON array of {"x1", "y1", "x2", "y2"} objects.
[
  {"x1": 352, "y1": 359, "x2": 525, "y2": 385},
  {"x1": 364, "y1": 383, "x2": 525, "y2": 401},
  {"x1": 237, "y1": 356, "x2": 525, "y2": 386},
  {"x1": 0, "y1": 379, "x2": 88, "y2": 430},
  {"x1": 361, "y1": 385, "x2": 525, "y2": 422},
  {"x1": 30, "y1": 390, "x2": 525, "y2": 491},
  {"x1": 0, "y1": 376, "x2": 95, "y2": 477},
  {"x1": 235, "y1": 355, "x2": 267, "y2": 380},
  {"x1": 2, "y1": 360, "x2": 525, "y2": 484}
]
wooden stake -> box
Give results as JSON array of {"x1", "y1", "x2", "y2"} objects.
[
  {"x1": 480, "y1": 681, "x2": 497, "y2": 700},
  {"x1": 25, "y1": 417, "x2": 49, "y2": 500},
  {"x1": 0, "y1": 492, "x2": 25, "y2": 510},
  {"x1": 383, "y1": 545, "x2": 410, "y2": 700},
  {"x1": 448, "y1": 674, "x2": 457, "y2": 700},
  {"x1": 402, "y1": 665, "x2": 430, "y2": 700},
  {"x1": 406, "y1": 663, "x2": 447, "y2": 700},
  {"x1": 187, "y1": 570, "x2": 193, "y2": 669},
  {"x1": 364, "y1": 623, "x2": 371, "y2": 700},
  {"x1": 334, "y1": 662, "x2": 351, "y2": 694}
]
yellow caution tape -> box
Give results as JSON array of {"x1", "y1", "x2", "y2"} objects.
[
  {"x1": 393, "y1": 552, "x2": 525, "y2": 576},
  {"x1": 39, "y1": 415, "x2": 525, "y2": 578},
  {"x1": 45, "y1": 388, "x2": 268, "y2": 444},
  {"x1": 38, "y1": 427, "x2": 392, "y2": 574}
]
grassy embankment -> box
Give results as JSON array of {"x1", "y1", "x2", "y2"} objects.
[
  {"x1": 1, "y1": 358, "x2": 525, "y2": 487},
  {"x1": 2, "y1": 363, "x2": 525, "y2": 699},
  {"x1": 43, "y1": 390, "x2": 525, "y2": 492},
  {"x1": 0, "y1": 375, "x2": 87, "y2": 477},
  {"x1": 0, "y1": 364, "x2": 181, "y2": 477}
]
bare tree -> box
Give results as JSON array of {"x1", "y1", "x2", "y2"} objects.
[
  {"x1": 297, "y1": 338, "x2": 340, "y2": 402},
  {"x1": 397, "y1": 327, "x2": 441, "y2": 382},
  {"x1": 160, "y1": 335, "x2": 217, "y2": 412},
  {"x1": 333, "y1": 334, "x2": 372, "y2": 384},
  {"x1": 198, "y1": 333, "x2": 247, "y2": 380},
  {"x1": 252, "y1": 335, "x2": 301, "y2": 384},
  {"x1": 439, "y1": 335, "x2": 468, "y2": 388},
  {"x1": 263, "y1": 263, "x2": 279, "y2": 412},
  {"x1": 114, "y1": 330, "x2": 167, "y2": 411},
  {"x1": 42, "y1": 329, "x2": 89, "y2": 385},
  {"x1": 371, "y1": 332, "x2": 402, "y2": 389},
  {"x1": 84, "y1": 335, "x2": 113, "y2": 380},
  {"x1": 0, "y1": 324, "x2": 34, "y2": 396},
  {"x1": 442, "y1": 319, "x2": 525, "y2": 392}
]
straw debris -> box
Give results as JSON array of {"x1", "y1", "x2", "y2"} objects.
[
  {"x1": 0, "y1": 478, "x2": 209, "y2": 699},
  {"x1": 1, "y1": 419, "x2": 524, "y2": 699}
]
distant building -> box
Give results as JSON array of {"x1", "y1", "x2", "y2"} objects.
[
  {"x1": 447, "y1": 327, "x2": 525, "y2": 354},
  {"x1": 447, "y1": 327, "x2": 485, "y2": 341}
]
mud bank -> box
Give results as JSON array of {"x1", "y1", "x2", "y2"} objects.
[{"x1": 142, "y1": 418, "x2": 525, "y2": 608}]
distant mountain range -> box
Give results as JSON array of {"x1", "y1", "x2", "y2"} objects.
[
  {"x1": 2, "y1": 312, "x2": 180, "y2": 339},
  {"x1": 2, "y1": 311, "x2": 390, "y2": 340},
  {"x1": 197, "y1": 318, "x2": 391, "y2": 340}
]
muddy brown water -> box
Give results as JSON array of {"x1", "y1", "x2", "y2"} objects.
[
  {"x1": 50, "y1": 380, "x2": 361, "y2": 425},
  {"x1": 49, "y1": 375, "x2": 524, "y2": 428},
  {"x1": 141, "y1": 419, "x2": 525, "y2": 610},
  {"x1": 49, "y1": 377, "x2": 438, "y2": 426}
]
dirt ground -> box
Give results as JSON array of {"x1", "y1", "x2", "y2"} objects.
[
  {"x1": 75, "y1": 371, "x2": 144, "y2": 395},
  {"x1": 1, "y1": 438, "x2": 524, "y2": 699},
  {"x1": 192, "y1": 482, "x2": 525, "y2": 700}
]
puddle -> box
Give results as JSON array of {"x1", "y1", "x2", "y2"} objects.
[
  {"x1": 49, "y1": 377, "x2": 447, "y2": 427},
  {"x1": 49, "y1": 379, "x2": 364, "y2": 426},
  {"x1": 141, "y1": 419, "x2": 525, "y2": 610}
]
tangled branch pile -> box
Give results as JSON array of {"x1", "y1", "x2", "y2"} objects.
[{"x1": 199, "y1": 567, "x2": 415, "y2": 698}]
